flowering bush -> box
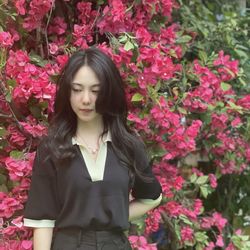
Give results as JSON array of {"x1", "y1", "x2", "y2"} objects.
[{"x1": 0, "y1": 0, "x2": 249, "y2": 249}]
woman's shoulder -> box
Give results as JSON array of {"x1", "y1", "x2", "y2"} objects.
[
  {"x1": 128, "y1": 133, "x2": 149, "y2": 161},
  {"x1": 32, "y1": 136, "x2": 58, "y2": 175}
]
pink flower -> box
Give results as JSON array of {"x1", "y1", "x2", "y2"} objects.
[
  {"x1": 129, "y1": 235, "x2": 157, "y2": 250},
  {"x1": 173, "y1": 176, "x2": 184, "y2": 190},
  {"x1": 7, "y1": 124, "x2": 27, "y2": 147},
  {"x1": 73, "y1": 24, "x2": 92, "y2": 48},
  {"x1": 145, "y1": 209, "x2": 161, "y2": 235},
  {"x1": 225, "y1": 243, "x2": 237, "y2": 250},
  {"x1": 212, "y1": 212, "x2": 227, "y2": 232},
  {"x1": 211, "y1": 113, "x2": 228, "y2": 131},
  {"x1": 23, "y1": 0, "x2": 53, "y2": 31},
  {"x1": 165, "y1": 201, "x2": 183, "y2": 217},
  {"x1": 48, "y1": 16, "x2": 67, "y2": 35},
  {"x1": 21, "y1": 240, "x2": 33, "y2": 250},
  {"x1": 110, "y1": 0, "x2": 126, "y2": 22},
  {"x1": 186, "y1": 120, "x2": 202, "y2": 137},
  {"x1": 48, "y1": 43, "x2": 59, "y2": 55},
  {"x1": 216, "y1": 234, "x2": 224, "y2": 247},
  {"x1": 193, "y1": 199, "x2": 203, "y2": 215},
  {"x1": 231, "y1": 117, "x2": 242, "y2": 127},
  {"x1": 15, "y1": 0, "x2": 26, "y2": 15},
  {"x1": 213, "y1": 51, "x2": 239, "y2": 81},
  {"x1": 208, "y1": 174, "x2": 217, "y2": 188},
  {"x1": 136, "y1": 27, "x2": 152, "y2": 45},
  {"x1": 56, "y1": 54, "x2": 69, "y2": 69},
  {"x1": 0, "y1": 31, "x2": 14, "y2": 48},
  {"x1": 77, "y1": 2, "x2": 93, "y2": 24},
  {"x1": 0, "y1": 196, "x2": 23, "y2": 218},
  {"x1": 19, "y1": 121, "x2": 48, "y2": 138},
  {"x1": 201, "y1": 217, "x2": 213, "y2": 229},
  {"x1": 6, "y1": 50, "x2": 30, "y2": 78},
  {"x1": 205, "y1": 242, "x2": 215, "y2": 250},
  {"x1": 181, "y1": 226, "x2": 194, "y2": 242},
  {"x1": 4, "y1": 154, "x2": 34, "y2": 181},
  {"x1": 237, "y1": 94, "x2": 250, "y2": 109}
]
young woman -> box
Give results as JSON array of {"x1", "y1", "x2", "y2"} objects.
[{"x1": 23, "y1": 47, "x2": 162, "y2": 250}]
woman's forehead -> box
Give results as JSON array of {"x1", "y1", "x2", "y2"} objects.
[{"x1": 71, "y1": 66, "x2": 100, "y2": 86}]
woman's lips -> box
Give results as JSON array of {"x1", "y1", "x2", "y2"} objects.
[{"x1": 80, "y1": 109, "x2": 93, "y2": 112}]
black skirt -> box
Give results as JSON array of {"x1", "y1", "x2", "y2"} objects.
[{"x1": 51, "y1": 228, "x2": 132, "y2": 250}]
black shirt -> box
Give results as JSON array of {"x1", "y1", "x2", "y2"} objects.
[{"x1": 23, "y1": 141, "x2": 162, "y2": 231}]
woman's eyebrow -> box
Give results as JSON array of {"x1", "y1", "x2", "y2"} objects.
[{"x1": 71, "y1": 82, "x2": 101, "y2": 87}]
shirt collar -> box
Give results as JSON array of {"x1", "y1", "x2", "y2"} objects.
[{"x1": 72, "y1": 130, "x2": 112, "y2": 146}]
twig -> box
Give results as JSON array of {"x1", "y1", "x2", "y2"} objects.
[
  {"x1": 45, "y1": 0, "x2": 55, "y2": 56},
  {"x1": 90, "y1": 6, "x2": 101, "y2": 31},
  {"x1": 0, "y1": 80, "x2": 31, "y2": 139}
]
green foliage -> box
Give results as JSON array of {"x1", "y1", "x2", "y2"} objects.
[
  {"x1": 175, "y1": 0, "x2": 250, "y2": 239},
  {"x1": 176, "y1": 0, "x2": 250, "y2": 92}
]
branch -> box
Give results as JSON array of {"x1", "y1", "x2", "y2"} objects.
[
  {"x1": 0, "y1": 80, "x2": 31, "y2": 140},
  {"x1": 161, "y1": 211, "x2": 179, "y2": 250},
  {"x1": 45, "y1": 0, "x2": 55, "y2": 57}
]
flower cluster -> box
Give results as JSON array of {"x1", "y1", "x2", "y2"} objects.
[{"x1": 129, "y1": 235, "x2": 157, "y2": 250}]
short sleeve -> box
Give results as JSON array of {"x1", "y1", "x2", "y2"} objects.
[
  {"x1": 23, "y1": 143, "x2": 60, "y2": 226},
  {"x1": 131, "y1": 142, "x2": 162, "y2": 200}
]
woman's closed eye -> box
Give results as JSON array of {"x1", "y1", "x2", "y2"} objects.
[
  {"x1": 72, "y1": 88, "x2": 82, "y2": 93},
  {"x1": 92, "y1": 89, "x2": 100, "y2": 94}
]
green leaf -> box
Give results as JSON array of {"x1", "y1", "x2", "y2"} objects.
[
  {"x1": 6, "y1": 79, "x2": 16, "y2": 88},
  {"x1": 5, "y1": 90, "x2": 12, "y2": 102},
  {"x1": 118, "y1": 35, "x2": 128, "y2": 43},
  {"x1": 97, "y1": 0, "x2": 105, "y2": 4},
  {"x1": 190, "y1": 174, "x2": 197, "y2": 183},
  {"x1": 235, "y1": 49, "x2": 248, "y2": 59},
  {"x1": 177, "y1": 107, "x2": 187, "y2": 114},
  {"x1": 0, "y1": 173, "x2": 7, "y2": 184},
  {"x1": 131, "y1": 93, "x2": 144, "y2": 102},
  {"x1": 29, "y1": 53, "x2": 48, "y2": 67},
  {"x1": 0, "y1": 127, "x2": 7, "y2": 137},
  {"x1": 215, "y1": 101, "x2": 225, "y2": 108},
  {"x1": 30, "y1": 105, "x2": 42, "y2": 118},
  {"x1": 10, "y1": 150, "x2": 24, "y2": 159},
  {"x1": 179, "y1": 214, "x2": 193, "y2": 226},
  {"x1": 200, "y1": 185, "x2": 209, "y2": 198},
  {"x1": 220, "y1": 82, "x2": 231, "y2": 91},
  {"x1": 228, "y1": 101, "x2": 243, "y2": 110},
  {"x1": 176, "y1": 35, "x2": 192, "y2": 44},
  {"x1": 196, "y1": 175, "x2": 208, "y2": 185},
  {"x1": 195, "y1": 243, "x2": 204, "y2": 250},
  {"x1": 194, "y1": 231, "x2": 209, "y2": 243},
  {"x1": 124, "y1": 40, "x2": 134, "y2": 51},
  {"x1": 0, "y1": 184, "x2": 8, "y2": 193},
  {"x1": 198, "y1": 51, "x2": 207, "y2": 63}
]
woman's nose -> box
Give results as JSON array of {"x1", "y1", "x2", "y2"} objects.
[{"x1": 81, "y1": 90, "x2": 91, "y2": 104}]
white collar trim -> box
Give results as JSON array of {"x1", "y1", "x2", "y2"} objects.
[{"x1": 72, "y1": 130, "x2": 112, "y2": 145}]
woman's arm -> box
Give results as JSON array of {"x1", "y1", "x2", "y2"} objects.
[
  {"x1": 33, "y1": 228, "x2": 53, "y2": 250},
  {"x1": 129, "y1": 194, "x2": 162, "y2": 221}
]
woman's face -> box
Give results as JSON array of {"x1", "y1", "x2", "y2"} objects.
[{"x1": 70, "y1": 65, "x2": 102, "y2": 124}]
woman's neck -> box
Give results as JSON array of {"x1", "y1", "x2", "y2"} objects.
[{"x1": 75, "y1": 117, "x2": 104, "y2": 139}]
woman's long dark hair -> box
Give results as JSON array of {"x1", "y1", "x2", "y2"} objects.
[{"x1": 43, "y1": 47, "x2": 148, "y2": 176}]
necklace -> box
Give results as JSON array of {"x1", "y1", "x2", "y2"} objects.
[{"x1": 76, "y1": 134, "x2": 100, "y2": 154}]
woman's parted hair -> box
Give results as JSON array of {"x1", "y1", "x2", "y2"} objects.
[{"x1": 42, "y1": 47, "x2": 148, "y2": 176}]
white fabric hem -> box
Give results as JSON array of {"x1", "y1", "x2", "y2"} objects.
[
  {"x1": 23, "y1": 218, "x2": 55, "y2": 228},
  {"x1": 138, "y1": 193, "x2": 162, "y2": 205}
]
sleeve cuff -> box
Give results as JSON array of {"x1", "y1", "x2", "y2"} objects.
[
  {"x1": 138, "y1": 193, "x2": 162, "y2": 205},
  {"x1": 23, "y1": 218, "x2": 55, "y2": 228}
]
